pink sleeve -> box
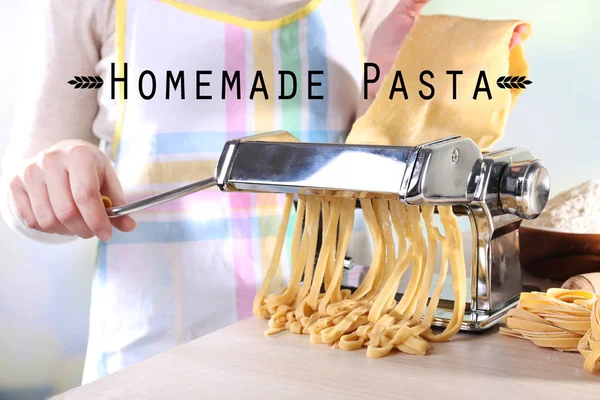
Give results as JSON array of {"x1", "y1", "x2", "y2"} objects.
[{"x1": 355, "y1": 0, "x2": 399, "y2": 58}]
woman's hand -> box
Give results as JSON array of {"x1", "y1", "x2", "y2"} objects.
[
  {"x1": 510, "y1": 24, "x2": 529, "y2": 48},
  {"x1": 364, "y1": 0, "x2": 432, "y2": 102},
  {"x1": 7, "y1": 140, "x2": 136, "y2": 241}
]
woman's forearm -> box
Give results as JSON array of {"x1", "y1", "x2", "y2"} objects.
[{"x1": 1, "y1": 0, "x2": 109, "y2": 243}]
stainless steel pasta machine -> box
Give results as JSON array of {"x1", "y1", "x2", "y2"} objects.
[{"x1": 106, "y1": 131, "x2": 550, "y2": 332}]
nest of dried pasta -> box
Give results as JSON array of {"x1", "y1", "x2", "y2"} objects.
[{"x1": 500, "y1": 289, "x2": 600, "y2": 372}]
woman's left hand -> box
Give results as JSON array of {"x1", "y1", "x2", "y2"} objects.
[{"x1": 364, "y1": 0, "x2": 432, "y2": 103}]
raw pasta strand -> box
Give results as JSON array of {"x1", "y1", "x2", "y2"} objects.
[
  {"x1": 367, "y1": 247, "x2": 413, "y2": 323},
  {"x1": 424, "y1": 206, "x2": 467, "y2": 342},
  {"x1": 306, "y1": 199, "x2": 341, "y2": 310},
  {"x1": 252, "y1": 194, "x2": 294, "y2": 317},
  {"x1": 388, "y1": 206, "x2": 425, "y2": 319},
  {"x1": 415, "y1": 234, "x2": 450, "y2": 335},
  {"x1": 411, "y1": 207, "x2": 441, "y2": 321},
  {"x1": 349, "y1": 199, "x2": 385, "y2": 300},
  {"x1": 294, "y1": 197, "x2": 321, "y2": 304},
  {"x1": 323, "y1": 200, "x2": 337, "y2": 291},
  {"x1": 263, "y1": 196, "x2": 306, "y2": 310},
  {"x1": 374, "y1": 199, "x2": 396, "y2": 288},
  {"x1": 318, "y1": 199, "x2": 355, "y2": 314}
]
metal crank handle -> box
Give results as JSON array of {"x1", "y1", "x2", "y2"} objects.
[{"x1": 105, "y1": 177, "x2": 216, "y2": 218}]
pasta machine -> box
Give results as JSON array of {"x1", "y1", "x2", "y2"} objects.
[{"x1": 106, "y1": 131, "x2": 551, "y2": 332}]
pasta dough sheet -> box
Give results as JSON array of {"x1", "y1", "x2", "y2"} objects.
[{"x1": 348, "y1": 15, "x2": 530, "y2": 150}]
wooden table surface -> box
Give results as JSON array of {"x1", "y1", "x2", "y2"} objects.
[{"x1": 54, "y1": 316, "x2": 599, "y2": 400}]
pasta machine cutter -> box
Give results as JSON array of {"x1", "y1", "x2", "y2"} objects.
[{"x1": 106, "y1": 130, "x2": 550, "y2": 332}]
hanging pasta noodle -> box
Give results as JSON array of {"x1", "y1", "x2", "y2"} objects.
[
  {"x1": 499, "y1": 289, "x2": 600, "y2": 373},
  {"x1": 254, "y1": 15, "x2": 531, "y2": 357}
]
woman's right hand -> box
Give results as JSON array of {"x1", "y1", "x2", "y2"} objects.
[{"x1": 7, "y1": 140, "x2": 136, "y2": 241}]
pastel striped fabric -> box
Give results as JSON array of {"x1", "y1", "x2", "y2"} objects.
[{"x1": 84, "y1": 0, "x2": 364, "y2": 382}]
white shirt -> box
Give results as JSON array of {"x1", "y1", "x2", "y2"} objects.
[{"x1": 0, "y1": 0, "x2": 398, "y2": 243}]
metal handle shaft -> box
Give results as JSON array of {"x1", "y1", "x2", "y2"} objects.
[{"x1": 106, "y1": 178, "x2": 216, "y2": 218}]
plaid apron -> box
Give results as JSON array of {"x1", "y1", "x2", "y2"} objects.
[{"x1": 83, "y1": 0, "x2": 364, "y2": 381}]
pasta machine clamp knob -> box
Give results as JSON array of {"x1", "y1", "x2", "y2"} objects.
[{"x1": 499, "y1": 159, "x2": 550, "y2": 220}]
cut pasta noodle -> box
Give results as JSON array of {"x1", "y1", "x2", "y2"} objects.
[
  {"x1": 500, "y1": 289, "x2": 600, "y2": 372},
  {"x1": 253, "y1": 14, "x2": 531, "y2": 358}
]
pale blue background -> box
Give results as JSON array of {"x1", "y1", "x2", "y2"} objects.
[{"x1": 0, "y1": 0, "x2": 598, "y2": 398}]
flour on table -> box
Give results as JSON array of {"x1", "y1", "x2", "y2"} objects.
[{"x1": 522, "y1": 180, "x2": 600, "y2": 234}]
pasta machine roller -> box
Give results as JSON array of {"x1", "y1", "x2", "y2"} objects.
[{"x1": 106, "y1": 130, "x2": 551, "y2": 332}]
